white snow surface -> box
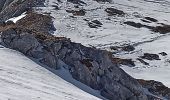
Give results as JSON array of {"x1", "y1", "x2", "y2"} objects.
[
  {"x1": 0, "y1": 46, "x2": 103, "y2": 100},
  {"x1": 36, "y1": 0, "x2": 170, "y2": 87},
  {"x1": 6, "y1": 12, "x2": 27, "y2": 23}
]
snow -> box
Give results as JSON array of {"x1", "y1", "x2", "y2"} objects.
[
  {"x1": 36, "y1": 0, "x2": 170, "y2": 88},
  {"x1": 0, "y1": 46, "x2": 103, "y2": 100},
  {"x1": 121, "y1": 33, "x2": 170, "y2": 87},
  {"x1": 6, "y1": 12, "x2": 27, "y2": 23}
]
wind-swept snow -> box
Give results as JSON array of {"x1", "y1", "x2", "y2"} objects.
[{"x1": 0, "y1": 45, "x2": 102, "y2": 100}]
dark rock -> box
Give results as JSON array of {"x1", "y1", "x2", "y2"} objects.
[
  {"x1": 67, "y1": 0, "x2": 86, "y2": 5},
  {"x1": 138, "y1": 79, "x2": 170, "y2": 100},
  {"x1": 137, "y1": 58, "x2": 149, "y2": 65},
  {"x1": 105, "y1": 8, "x2": 125, "y2": 16},
  {"x1": 141, "y1": 53, "x2": 160, "y2": 60},
  {"x1": 111, "y1": 57, "x2": 135, "y2": 67},
  {"x1": 0, "y1": 20, "x2": 6, "y2": 27},
  {"x1": 122, "y1": 45, "x2": 135, "y2": 52},
  {"x1": 141, "y1": 19, "x2": 151, "y2": 23},
  {"x1": 66, "y1": 9, "x2": 86, "y2": 16},
  {"x1": 88, "y1": 20, "x2": 102, "y2": 28},
  {"x1": 152, "y1": 25, "x2": 170, "y2": 34},
  {"x1": 159, "y1": 52, "x2": 167, "y2": 56},
  {"x1": 5, "y1": 20, "x2": 15, "y2": 25},
  {"x1": 124, "y1": 21, "x2": 143, "y2": 28},
  {"x1": 124, "y1": 21, "x2": 154, "y2": 29},
  {"x1": 110, "y1": 45, "x2": 135, "y2": 52},
  {"x1": 92, "y1": 20, "x2": 103, "y2": 25},
  {"x1": 94, "y1": 0, "x2": 112, "y2": 3},
  {"x1": 144, "y1": 17, "x2": 158, "y2": 22}
]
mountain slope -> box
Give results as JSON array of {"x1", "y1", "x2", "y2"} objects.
[
  {"x1": 38, "y1": 0, "x2": 170, "y2": 88},
  {"x1": 0, "y1": 45, "x2": 101, "y2": 100}
]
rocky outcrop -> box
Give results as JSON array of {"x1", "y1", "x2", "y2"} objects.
[
  {"x1": 0, "y1": 0, "x2": 169, "y2": 100},
  {"x1": 138, "y1": 79, "x2": 170, "y2": 100},
  {"x1": 141, "y1": 53, "x2": 160, "y2": 60},
  {"x1": 0, "y1": 0, "x2": 45, "y2": 21},
  {"x1": 0, "y1": 12, "x2": 148, "y2": 100}
]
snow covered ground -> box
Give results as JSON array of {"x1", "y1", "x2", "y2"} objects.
[
  {"x1": 36, "y1": 0, "x2": 170, "y2": 88},
  {"x1": 0, "y1": 45, "x2": 103, "y2": 100}
]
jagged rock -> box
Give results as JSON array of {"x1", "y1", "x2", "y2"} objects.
[
  {"x1": 111, "y1": 57, "x2": 135, "y2": 67},
  {"x1": 105, "y1": 8, "x2": 125, "y2": 16},
  {"x1": 0, "y1": 13, "x2": 148, "y2": 100},
  {"x1": 141, "y1": 53, "x2": 160, "y2": 60},
  {"x1": 138, "y1": 79, "x2": 170, "y2": 100}
]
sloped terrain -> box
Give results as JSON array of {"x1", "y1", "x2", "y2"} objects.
[
  {"x1": 0, "y1": 45, "x2": 102, "y2": 100},
  {"x1": 1, "y1": 0, "x2": 170, "y2": 100},
  {"x1": 37, "y1": 0, "x2": 170, "y2": 88}
]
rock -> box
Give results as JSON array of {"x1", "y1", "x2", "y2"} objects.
[
  {"x1": 122, "y1": 45, "x2": 135, "y2": 52},
  {"x1": 111, "y1": 57, "x2": 135, "y2": 67},
  {"x1": 141, "y1": 19, "x2": 151, "y2": 23},
  {"x1": 124, "y1": 21, "x2": 154, "y2": 29},
  {"x1": 144, "y1": 17, "x2": 158, "y2": 22},
  {"x1": 66, "y1": 9, "x2": 86, "y2": 16},
  {"x1": 0, "y1": 0, "x2": 6, "y2": 11},
  {"x1": 110, "y1": 45, "x2": 135, "y2": 52},
  {"x1": 141, "y1": 53, "x2": 160, "y2": 60},
  {"x1": 137, "y1": 58, "x2": 149, "y2": 65},
  {"x1": 159, "y1": 52, "x2": 167, "y2": 56},
  {"x1": 0, "y1": 20, "x2": 6, "y2": 27},
  {"x1": 94, "y1": 0, "x2": 112, "y2": 3},
  {"x1": 88, "y1": 20, "x2": 102, "y2": 28},
  {"x1": 138, "y1": 79, "x2": 170, "y2": 100},
  {"x1": 152, "y1": 25, "x2": 170, "y2": 34},
  {"x1": 0, "y1": 12, "x2": 148, "y2": 100},
  {"x1": 5, "y1": 20, "x2": 15, "y2": 25},
  {"x1": 105, "y1": 8, "x2": 125, "y2": 16},
  {"x1": 67, "y1": 0, "x2": 86, "y2": 5}
]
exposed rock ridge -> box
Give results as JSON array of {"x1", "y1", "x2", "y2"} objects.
[{"x1": 0, "y1": 12, "x2": 148, "y2": 100}]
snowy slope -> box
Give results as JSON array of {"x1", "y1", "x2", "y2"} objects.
[
  {"x1": 0, "y1": 45, "x2": 103, "y2": 100},
  {"x1": 36, "y1": 0, "x2": 170, "y2": 88},
  {"x1": 38, "y1": 0, "x2": 170, "y2": 47}
]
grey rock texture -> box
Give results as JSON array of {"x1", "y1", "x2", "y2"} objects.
[
  {"x1": 0, "y1": 12, "x2": 148, "y2": 100},
  {"x1": 0, "y1": 0, "x2": 45, "y2": 21}
]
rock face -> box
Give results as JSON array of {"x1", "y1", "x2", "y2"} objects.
[
  {"x1": 0, "y1": 0, "x2": 45, "y2": 21},
  {"x1": 0, "y1": 12, "x2": 148, "y2": 100},
  {"x1": 138, "y1": 79, "x2": 170, "y2": 100}
]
